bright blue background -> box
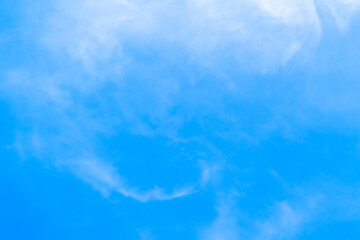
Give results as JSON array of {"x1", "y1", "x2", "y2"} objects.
[{"x1": 2, "y1": 1, "x2": 360, "y2": 239}]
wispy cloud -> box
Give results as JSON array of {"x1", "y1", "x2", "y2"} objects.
[
  {"x1": 199, "y1": 194, "x2": 244, "y2": 240},
  {"x1": 42, "y1": 0, "x2": 323, "y2": 70},
  {"x1": 66, "y1": 158, "x2": 196, "y2": 202},
  {"x1": 2, "y1": 0, "x2": 360, "y2": 204},
  {"x1": 0, "y1": 71, "x2": 193, "y2": 201},
  {"x1": 200, "y1": 180, "x2": 360, "y2": 240},
  {"x1": 318, "y1": 0, "x2": 360, "y2": 30}
]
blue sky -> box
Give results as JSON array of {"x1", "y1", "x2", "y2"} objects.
[{"x1": 2, "y1": 0, "x2": 360, "y2": 239}]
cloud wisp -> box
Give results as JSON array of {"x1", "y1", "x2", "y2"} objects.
[
  {"x1": 2, "y1": 0, "x2": 360, "y2": 204},
  {"x1": 200, "y1": 181, "x2": 360, "y2": 240},
  {"x1": 41, "y1": 0, "x2": 360, "y2": 70},
  {"x1": 43, "y1": 0, "x2": 323, "y2": 70},
  {"x1": 67, "y1": 158, "x2": 197, "y2": 202}
]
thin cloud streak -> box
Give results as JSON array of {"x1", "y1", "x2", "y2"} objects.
[
  {"x1": 200, "y1": 181, "x2": 360, "y2": 240},
  {"x1": 66, "y1": 158, "x2": 205, "y2": 202}
]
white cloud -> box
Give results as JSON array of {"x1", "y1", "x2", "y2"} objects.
[
  {"x1": 42, "y1": 0, "x2": 324, "y2": 70},
  {"x1": 1, "y1": 70, "x2": 204, "y2": 202},
  {"x1": 66, "y1": 158, "x2": 195, "y2": 202},
  {"x1": 200, "y1": 182, "x2": 360, "y2": 240},
  {"x1": 254, "y1": 201, "x2": 312, "y2": 240},
  {"x1": 318, "y1": 0, "x2": 360, "y2": 30},
  {"x1": 199, "y1": 196, "x2": 243, "y2": 240},
  {"x1": 199, "y1": 196, "x2": 311, "y2": 240},
  {"x1": 42, "y1": 0, "x2": 360, "y2": 72}
]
